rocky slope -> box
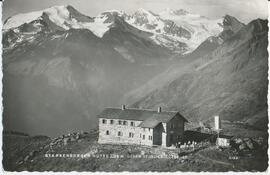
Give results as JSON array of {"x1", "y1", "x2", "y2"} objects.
[{"x1": 125, "y1": 19, "x2": 268, "y2": 130}]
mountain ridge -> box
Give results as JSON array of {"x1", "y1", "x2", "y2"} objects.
[
  {"x1": 125, "y1": 18, "x2": 268, "y2": 130},
  {"x1": 3, "y1": 5, "x2": 226, "y2": 54}
]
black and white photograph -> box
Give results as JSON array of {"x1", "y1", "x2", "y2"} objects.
[{"x1": 1, "y1": 0, "x2": 269, "y2": 172}]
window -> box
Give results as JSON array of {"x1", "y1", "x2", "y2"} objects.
[
  {"x1": 118, "y1": 131, "x2": 122, "y2": 136},
  {"x1": 143, "y1": 128, "x2": 145, "y2": 132},
  {"x1": 123, "y1": 121, "x2": 127, "y2": 125},
  {"x1": 102, "y1": 119, "x2": 107, "y2": 124},
  {"x1": 149, "y1": 136, "x2": 152, "y2": 140},
  {"x1": 148, "y1": 128, "x2": 151, "y2": 132},
  {"x1": 118, "y1": 120, "x2": 122, "y2": 125},
  {"x1": 130, "y1": 121, "x2": 134, "y2": 126},
  {"x1": 110, "y1": 120, "x2": 114, "y2": 124},
  {"x1": 106, "y1": 130, "x2": 110, "y2": 135},
  {"x1": 140, "y1": 134, "x2": 142, "y2": 138},
  {"x1": 129, "y1": 132, "x2": 134, "y2": 138},
  {"x1": 170, "y1": 123, "x2": 174, "y2": 129},
  {"x1": 143, "y1": 135, "x2": 145, "y2": 140}
]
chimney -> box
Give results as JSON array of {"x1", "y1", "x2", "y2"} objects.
[
  {"x1": 214, "y1": 115, "x2": 220, "y2": 131},
  {"x1": 157, "y1": 107, "x2": 162, "y2": 113},
  {"x1": 121, "y1": 105, "x2": 126, "y2": 110}
]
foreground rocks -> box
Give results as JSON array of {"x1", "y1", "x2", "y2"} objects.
[
  {"x1": 47, "y1": 131, "x2": 89, "y2": 151},
  {"x1": 19, "y1": 131, "x2": 90, "y2": 165},
  {"x1": 231, "y1": 137, "x2": 266, "y2": 152}
]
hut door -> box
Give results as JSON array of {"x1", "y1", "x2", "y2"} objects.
[{"x1": 169, "y1": 134, "x2": 174, "y2": 146}]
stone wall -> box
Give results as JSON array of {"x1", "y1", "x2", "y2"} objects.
[
  {"x1": 98, "y1": 114, "x2": 185, "y2": 147},
  {"x1": 98, "y1": 118, "x2": 154, "y2": 146},
  {"x1": 140, "y1": 127, "x2": 154, "y2": 146}
]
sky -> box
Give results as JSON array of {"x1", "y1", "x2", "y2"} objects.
[{"x1": 2, "y1": 0, "x2": 269, "y2": 23}]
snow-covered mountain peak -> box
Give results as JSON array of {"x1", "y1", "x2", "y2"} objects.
[
  {"x1": 160, "y1": 8, "x2": 189, "y2": 16},
  {"x1": 3, "y1": 5, "x2": 113, "y2": 38},
  {"x1": 133, "y1": 8, "x2": 160, "y2": 20},
  {"x1": 3, "y1": 5, "x2": 236, "y2": 55},
  {"x1": 159, "y1": 8, "x2": 223, "y2": 50},
  {"x1": 125, "y1": 8, "x2": 164, "y2": 33},
  {"x1": 3, "y1": 5, "x2": 71, "y2": 30}
]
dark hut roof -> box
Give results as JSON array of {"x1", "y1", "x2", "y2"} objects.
[
  {"x1": 218, "y1": 135, "x2": 233, "y2": 139},
  {"x1": 138, "y1": 117, "x2": 163, "y2": 128},
  {"x1": 97, "y1": 108, "x2": 188, "y2": 127}
]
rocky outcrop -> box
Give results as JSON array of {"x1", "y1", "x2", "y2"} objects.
[
  {"x1": 218, "y1": 15, "x2": 245, "y2": 41},
  {"x1": 230, "y1": 137, "x2": 267, "y2": 152},
  {"x1": 48, "y1": 131, "x2": 89, "y2": 149}
]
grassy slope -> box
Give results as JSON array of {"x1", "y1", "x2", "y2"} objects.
[{"x1": 3, "y1": 130, "x2": 268, "y2": 172}]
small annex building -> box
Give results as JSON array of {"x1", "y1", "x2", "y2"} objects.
[
  {"x1": 216, "y1": 135, "x2": 232, "y2": 147},
  {"x1": 97, "y1": 105, "x2": 188, "y2": 147}
]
